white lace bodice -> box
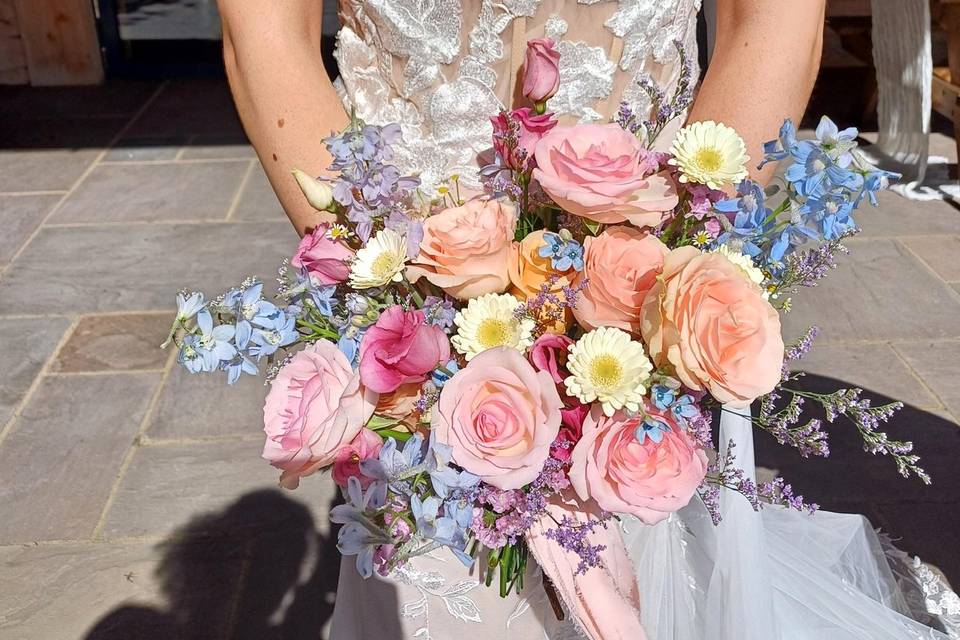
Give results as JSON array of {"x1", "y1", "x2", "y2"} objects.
[{"x1": 334, "y1": 0, "x2": 702, "y2": 193}]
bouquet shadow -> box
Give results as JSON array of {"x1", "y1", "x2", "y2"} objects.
[
  {"x1": 83, "y1": 488, "x2": 393, "y2": 640},
  {"x1": 753, "y1": 372, "x2": 960, "y2": 588}
]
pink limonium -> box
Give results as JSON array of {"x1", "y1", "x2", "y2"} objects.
[
  {"x1": 522, "y1": 38, "x2": 561, "y2": 109},
  {"x1": 491, "y1": 107, "x2": 558, "y2": 171},
  {"x1": 290, "y1": 223, "x2": 354, "y2": 285},
  {"x1": 262, "y1": 341, "x2": 378, "y2": 489},
  {"x1": 332, "y1": 428, "x2": 384, "y2": 489},
  {"x1": 359, "y1": 305, "x2": 451, "y2": 394}
]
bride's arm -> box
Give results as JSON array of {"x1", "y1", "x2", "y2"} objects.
[
  {"x1": 218, "y1": 0, "x2": 348, "y2": 236},
  {"x1": 687, "y1": 0, "x2": 826, "y2": 184}
]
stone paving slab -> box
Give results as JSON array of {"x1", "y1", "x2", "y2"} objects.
[
  {"x1": 100, "y1": 440, "x2": 337, "y2": 539},
  {"x1": 0, "y1": 222, "x2": 296, "y2": 315},
  {"x1": 901, "y1": 235, "x2": 960, "y2": 284},
  {"x1": 103, "y1": 136, "x2": 189, "y2": 162},
  {"x1": 780, "y1": 238, "x2": 960, "y2": 343},
  {"x1": 147, "y1": 366, "x2": 268, "y2": 440},
  {"x1": 52, "y1": 313, "x2": 172, "y2": 373},
  {"x1": 0, "y1": 373, "x2": 160, "y2": 543},
  {"x1": 231, "y1": 162, "x2": 287, "y2": 222},
  {"x1": 0, "y1": 149, "x2": 100, "y2": 193},
  {"x1": 0, "y1": 317, "x2": 71, "y2": 427},
  {"x1": 855, "y1": 191, "x2": 960, "y2": 240},
  {"x1": 893, "y1": 341, "x2": 960, "y2": 421},
  {"x1": 51, "y1": 161, "x2": 251, "y2": 224},
  {"x1": 791, "y1": 342, "x2": 942, "y2": 411},
  {"x1": 0, "y1": 194, "x2": 60, "y2": 268},
  {"x1": 179, "y1": 136, "x2": 258, "y2": 161}
]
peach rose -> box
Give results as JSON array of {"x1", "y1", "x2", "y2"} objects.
[
  {"x1": 434, "y1": 347, "x2": 562, "y2": 490},
  {"x1": 532, "y1": 124, "x2": 678, "y2": 227},
  {"x1": 508, "y1": 230, "x2": 575, "y2": 331},
  {"x1": 262, "y1": 341, "x2": 378, "y2": 489},
  {"x1": 375, "y1": 382, "x2": 421, "y2": 428},
  {"x1": 640, "y1": 247, "x2": 785, "y2": 406},
  {"x1": 572, "y1": 226, "x2": 668, "y2": 333},
  {"x1": 407, "y1": 199, "x2": 516, "y2": 300},
  {"x1": 570, "y1": 405, "x2": 708, "y2": 524}
]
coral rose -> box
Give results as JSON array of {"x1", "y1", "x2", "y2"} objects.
[
  {"x1": 262, "y1": 341, "x2": 378, "y2": 489},
  {"x1": 407, "y1": 199, "x2": 516, "y2": 300},
  {"x1": 572, "y1": 226, "x2": 668, "y2": 333},
  {"x1": 532, "y1": 124, "x2": 679, "y2": 227},
  {"x1": 640, "y1": 246, "x2": 785, "y2": 406},
  {"x1": 359, "y1": 305, "x2": 450, "y2": 395},
  {"x1": 375, "y1": 381, "x2": 421, "y2": 421},
  {"x1": 290, "y1": 224, "x2": 354, "y2": 285},
  {"x1": 332, "y1": 428, "x2": 384, "y2": 489},
  {"x1": 434, "y1": 347, "x2": 563, "y2": 490},
  {"x1": 570, "y1": 405, "x2": 708, "y2": 524}
]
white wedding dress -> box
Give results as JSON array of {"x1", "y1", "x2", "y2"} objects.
[{"x1": 328, "y1": 2, "x2": 960, "y2": 638}]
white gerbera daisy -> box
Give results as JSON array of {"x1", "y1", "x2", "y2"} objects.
[
  {"x1": 668, "y1": 121, "x2": 749, "y2": 189},
  {"x1": 565, "y1": 327, "x2": 654, "y2": 417},
  {"x1": 451, "y1": 293, "x2": 535, "y2": 360},
  {"x1": 349, "y1": 228, "x2": 407, "y2": 289}
]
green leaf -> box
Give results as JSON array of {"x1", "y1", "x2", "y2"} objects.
[{"x1": 583, "y1": 218, "x2": 602, "y2": 236}]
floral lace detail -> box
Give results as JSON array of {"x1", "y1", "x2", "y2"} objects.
[
  {"x1": 394, "y1": 558, "x2": 483, "y2": 639},
  {"x1": 335, "y1": 0, "x2": 700, "y2": 192}
]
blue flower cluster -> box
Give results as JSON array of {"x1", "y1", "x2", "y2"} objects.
[
  {"x1": 331, "y1": 434, "x2": 480, "y2": 577},
  {"x1": 325, "y1": 119, "x2": 422, "y2": 254},
  {"x1": 539, "y1": 231, "x2": 585, "y2": 272},
  {"x1": 715, "y1": 117, "x2": 898, "y2": 271},
  {"x1": 175, "y1": 283, "x2": 300, "y2": 384}
]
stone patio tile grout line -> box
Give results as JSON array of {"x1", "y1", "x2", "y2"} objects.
[
  {"x1": 0, "y1": 81, "x2": 171, "y2": 280},
  {"x1": 0, "y1": 315, "x2": 80, "y2": 449},
  {"x1": 139, "y1": 433, "x2": 265, "y2": 447},
  {"x1": 0, "y1": 534, "x2": 166, "y2": 549},
  {"x1": 173, "y1": 136, "x2": 193, "y2": 161},
  {"x1": 0, "y1": 310, "x2": 167, "y2": 320},
  {"x1": 896, "y1": 238, "x2": 960, "y2": 305},
  {"x1": 42, "y1": 219, "x2": 287, "y2": 228},
  {"x1": 224, "y1": 159, "x2": 256, "y2": 222},
  {"x1": 90, "y1": 348, "x2": 176, "y2": 542},
  {"x1": 46, "y1": 368, "x2": 168, "y2": 378},
  {"x1": 0, "y1": 190, "x2": 70, "y2": 197},
  {"x1": 887, "y1": 341, "x2": 949, "y2": 411},
  {"x1": 98, "y1": 157, "x2": 252, "y2": 167}
]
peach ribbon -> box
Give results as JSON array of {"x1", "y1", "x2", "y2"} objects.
[{"x1": 525, "y1": 493, "x2": 649, "y2": 640}]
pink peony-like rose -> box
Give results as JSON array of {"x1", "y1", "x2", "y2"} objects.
[
  {"x1": 290, "y1": 224, "x2": 354, "y2": 285},
  {"x1": 572, "y1": 226, "x2": 668, "y2": 333},
  {"x1": 522, "y1": 38, "x2": 561, "y2": 103},
  {"x1": 434, "y1": 347, "x2": 563, "y2": 490},
  {"x1": 640, "y1": 246, "x2": 785, "y2": 406},
  {"x1": 491, "y1": 107, "x2": 558, "y2": 171},
  {"x1": 407, "y1": 199, "x2": 516, "y2": 300},
  {"x1": 262, "y1": 341, "x2": 378, "y2": 489},
  {"x1": 332, "y1": 428, "x2": 384, "y2": 489},
  {"x1": 533, "y1": 124, "x2": 679, "y2": 227},
  {"x1": 570, "y1": 405, "x2": 708, "y2": 524},
  {"x1": 529, "y1": 333, "x2": 574, "y2": 387},
  {"x1": 359, "y1": 305, "x2": 450, "y2": 395}
]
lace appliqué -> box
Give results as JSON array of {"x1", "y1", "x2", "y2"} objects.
[
  {"x1": 395, "y1": 560, "x2": 483, "y2": 639},
  {"x1": 545, "y1": 15, "x2": 615, "y2": 123}
]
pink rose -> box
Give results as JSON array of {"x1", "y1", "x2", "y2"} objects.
[
  {"x1": 552, "y1": 403, "x2": 589, "y2": 462},
  {"x1": 491, "y1": 108, "x2": 558, "y2": 171},
  {"x1": 359, "y1": 305, "x2": 450, "y2": 394},
  {"x1": 529, "y1": 333, "x2": 574, "y2": 387},
  {"x1": 262, "y1": 341, "x2": 378, "y2": 489},
  {"x1": 434, "y1": 347, "x2": 563, "y2": 490},
  {"x1": 332, "y1": 428, "x2": 384, "y2": 489},
  {"x1": 640, "y1": 247, "x2": 785, "y2": 406},
  {"x1": 570, "y1": 405, "x2": 708, "y2": 524},
  {"x1": 522, "y1": 38, "x2": 561, "y2": 104},
  {"x1": 572, "y1": 226, "x2": 668, "y2": 333},
  {"x1": 407, "y1": 199, "x2": 516, "y2": 300},
  {"x1": 290, "y1": 224, "x2": 354, "y2": 285},
  {"x1": 533, "y1": 124, "x2": 679, "y2": 227}
]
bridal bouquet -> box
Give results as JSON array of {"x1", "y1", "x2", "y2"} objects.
[{"x1": 164, "y1": 39, "x2": 927, "y2": 599}]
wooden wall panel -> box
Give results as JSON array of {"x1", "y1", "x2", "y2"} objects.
[
  {"x1": 0, "y1": 0, "x2": 28, "y2": 84},
  {"x1": 12, "y1": 0, "x2": 103, "y2": 85}
]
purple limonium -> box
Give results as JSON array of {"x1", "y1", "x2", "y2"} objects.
[{"x1": 543, "y1": 515, "x2": 610, "y2": 576}]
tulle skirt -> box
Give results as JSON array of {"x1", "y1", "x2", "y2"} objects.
[{"x1": 330, "y1": 409, "x2": 960, "y2": 639}]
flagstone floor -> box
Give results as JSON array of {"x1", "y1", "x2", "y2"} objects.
[{"x1": 0, "y1": 78, "x2": 958, "y2": 640}]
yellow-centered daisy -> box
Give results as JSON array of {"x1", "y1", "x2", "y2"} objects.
[
  {"x1": 668, "y1": 120, "x2": 749, "y2": 190},
  {"x1": 451, "y1": 293, "x2": 535, "y2": 360},
  {"x1": 712, "y1": 245, "x2": 770, "y2": 299},
  {"x1": 349, "y1": 228, "x2": 408, "y2": 289},
  {"x1": 565, "y1": 327, "x2": 654, "y2": 417}
]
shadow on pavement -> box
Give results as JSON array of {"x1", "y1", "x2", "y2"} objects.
[
  {"x1": 756, "y1": 373, "x2": 960, "y2": 587},
  {"x1": 83, "y1": 489, "x2": 354, "y2": 640}
]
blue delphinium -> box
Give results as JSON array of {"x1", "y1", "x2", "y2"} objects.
[
  {"x1": 193, "y1": 309, "x2": 237, "y2": 372},
  {"x1": 714, "y1": 180, "x2": 773, "y2": 257},
  {"x1": 330, "y1": 476, "x2": 391, "y2": 578},
  {"x1": 249, "y1": 311, "x2": 298, "y2": 358},
  {"x1": 539, "y1": 231, "x2": 585, "y2": 272}
]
